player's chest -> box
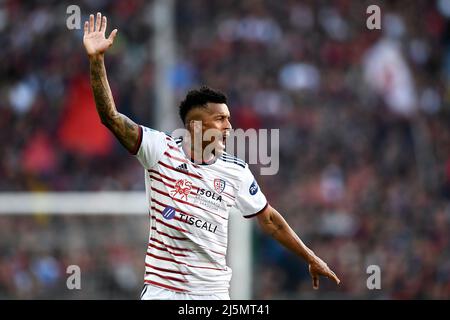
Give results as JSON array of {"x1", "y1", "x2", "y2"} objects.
[{"x1": 154, "y1": 158, "x2": 238, "y2": 209}]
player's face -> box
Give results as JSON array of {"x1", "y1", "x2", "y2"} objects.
[{"x1": 187, "y1": 103, "x2": 232, "y2": 154}]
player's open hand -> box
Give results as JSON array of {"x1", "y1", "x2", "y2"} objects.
[
  {"x1": 308, "y1": 256, "x2": 340, "y2": 290},
  {"x1": 83, "y1": 12, "x2": 117, "y2": 57}
]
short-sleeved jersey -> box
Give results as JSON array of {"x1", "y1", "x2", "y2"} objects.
[{"x1": 134, "y1": 125, "x2": 268, "y2": 294}]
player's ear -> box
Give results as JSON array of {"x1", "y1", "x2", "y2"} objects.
[
  {"x1": 188, "y1": 120, "x2": 194, "y2": 131},
  {"x1": 189, "y1": 120, "x2": 203, "y2": 132}
]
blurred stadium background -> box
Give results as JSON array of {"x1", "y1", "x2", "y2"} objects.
[{"x1": 1, "y1": 0, "x2": 450, "y2": 299}]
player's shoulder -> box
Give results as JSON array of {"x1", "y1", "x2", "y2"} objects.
[
  {"x1": 164, "y1": 135, "x2": 183, "y2": 150},
  {"x1": 141, "y1": 125, "x2": 160, "y2": 133},
  {"x1": 218, "y1": 152, "x2": 247, "y2": 170},
  {"x1": 141, "y1": 126, "x2": 180, "y2": 142},
  {"x1": 140, "y1": 125, "x2": 167, "y2": 139},
  {"x1": 171, "y1": 135, "x2": 183, "y2": 146},
  {"x1": 217, "y1": 153, "x2": 260, "y2": 192}
]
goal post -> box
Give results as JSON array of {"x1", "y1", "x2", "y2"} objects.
[{"x1": 0, "y1": 192, "x2": 253, "y2": 299}]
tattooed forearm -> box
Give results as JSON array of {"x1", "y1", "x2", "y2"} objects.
[
  {"x1": 258, "y1": 206, "x2": 316, "y2": 263},
  {"x1": 125, "y1": 117, "x2": 135, "y2": 129},
  {"x1": 90, "y1": 57, "x2": 117, "y2": 122},
  {"x1": 89, "y1": 56, "x2": 139, "y2": 153}
]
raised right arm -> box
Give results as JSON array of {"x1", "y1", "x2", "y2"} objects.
[
  {"x1": 84, "y1": 13, "x2": 140, "y2": 154},
  {"x1": 89, "y1": 55, "x2": 140, "y2": 153}
]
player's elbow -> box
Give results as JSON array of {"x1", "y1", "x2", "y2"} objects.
[
  {"x1": 100, "y1": 117, "x2": 108, "y2": 127},
  {"x1": 100, "y1": 118, "x2": 113, "y2": 129},
  {"x1": 99, "y1": 113, "x2": 116, "y2": 129}
]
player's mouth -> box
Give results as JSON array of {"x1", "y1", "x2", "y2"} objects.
[{"x1": 221, "y1": 132, "x2": 229, "y2": 146}]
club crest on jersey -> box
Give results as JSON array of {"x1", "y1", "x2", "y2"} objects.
[
  {"x1": 170, "y1": 179, "x2": 192, "y2": 200},
  {"x1": 213, "y1": 179, "x2": 226, "y2": 194}
]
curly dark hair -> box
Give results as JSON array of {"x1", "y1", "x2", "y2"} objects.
[{"x1": 178, "y1": 86, "x2": 227, "y2": 125}]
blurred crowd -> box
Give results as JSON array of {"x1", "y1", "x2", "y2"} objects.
[
  {"x1": 1, "y1": 0, "x2": 450, "y2": 299},
  {"x1": 0, "y1": 215, "x2": 147, "y2": 299}
]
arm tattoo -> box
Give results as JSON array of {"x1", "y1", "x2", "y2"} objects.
[
  {"x1": 262, "y1": 214, "x2": 284, "y2": 237},
  {"x1": 90, "y1": 57, "x2": 139, "y2": 153},
  {"x1": 270, "y1": 223, "x2": 283, "y2": 237},
  {"x1": 270, "y1": 224, "x2": 283, "y2": 237},
  {"x1": 125, "y1": 117, "x2": 135, "y2": 130}
]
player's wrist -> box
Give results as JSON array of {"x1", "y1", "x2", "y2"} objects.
[
  {"x1": 305, "y1": 251, "x2": 317, "y2": 264},
  {"x1": 88, "y1": 53, "x2": 105, "y2": 61}
]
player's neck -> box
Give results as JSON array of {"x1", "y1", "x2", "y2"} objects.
[{"x1": 182, "y1": 140, "x2": 215, "y2": 165}]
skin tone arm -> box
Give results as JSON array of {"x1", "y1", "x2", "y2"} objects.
[
  {"x1": 83, "y1": 12, "x2": 140, "y2": 153},
  {"x1": 256, "y1": 204, "x2": 341, "y2": 289}
]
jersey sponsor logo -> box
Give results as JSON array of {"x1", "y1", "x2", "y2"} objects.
[
  {"x1": 193, "y1": 188, "x2": 226, "y2": 212},
  {"x1": 214, "y1": 179, "x2": 226, "y2": 194},
  {"x1": 161, "y1": 206, "x2": 176, "y2": 220},
  {"x1": 176, "y1": 163, "x2": 188, "y2": 172},
  {"x1": 249, "y1": 180, "x2": 259, "y2": 195},
  {"x1": 196, "y1": 188, "x2": 222, "y2": 202},
  {"x1": 170, "y1": 179, "x2": 192, "y2": 200},
  {"x1": 179, "y1": 213, "x2": 218, "y2": 234}
]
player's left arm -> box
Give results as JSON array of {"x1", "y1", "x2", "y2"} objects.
[{"x1": 256, "y1": 204, "x2": 341, "y2": 289}]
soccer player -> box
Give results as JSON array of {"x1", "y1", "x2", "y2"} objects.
[{"x1": 83, "y1": 13, "x2": 340, "y2": 300}]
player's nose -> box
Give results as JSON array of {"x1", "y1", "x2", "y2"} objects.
[{"x1": 224, "y1": 118, "x2": 232, "y2": 130}]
